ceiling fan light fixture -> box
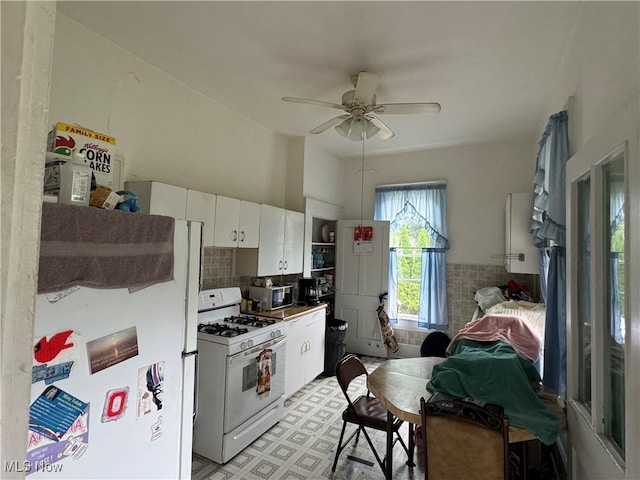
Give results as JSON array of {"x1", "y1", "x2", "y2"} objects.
[
  {"x1": 364, "y1": 119, "x2": 380, "y2": 139},
  {"x1": 335, "y1": 117, "x2": 380, "y2": 141},
  {"x1": 334, "y1": 118, "x2": 351, "y2": 139}
]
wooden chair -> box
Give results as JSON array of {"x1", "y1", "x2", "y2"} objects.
[
  {"x1": 332, "y1": 354, "x2": 409, "y2": 475},
  {"x1": 420, "y1": 392, "x2": 510, "y2": 480}
]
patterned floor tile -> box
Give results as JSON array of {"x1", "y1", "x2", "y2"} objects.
[{"x1": 192, "y1": 356, "x2": 423, "y2": 480}]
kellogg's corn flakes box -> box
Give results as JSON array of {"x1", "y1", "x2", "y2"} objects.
[{"x1": 47, "y1": 122, "x2": 116, "y2": 188}]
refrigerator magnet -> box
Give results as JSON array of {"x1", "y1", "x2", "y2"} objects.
[
  {"x1": 26, "y1": 405, "x2": 90, "y2": 471},
  {"x1": 101, "y1": 387, "x2": 129, "y2": 423},
  {"x1": 136, "y1": 361, "x2": 164, "y2": 418},
  {"x1": 32, "y1": 330, "x2": 80, "y2": 385},
  {"x1": 151, "y1": 416, "x2": 163, "y2": 441},
  {"x1": 28, "y1": 386, "x2": 88, "y2": 442},
  {"x1": 86, "y1": 327, "x2": 139, "y2": 375}
]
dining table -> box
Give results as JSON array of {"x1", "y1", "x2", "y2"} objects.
[{"x1": 366, "y1": 356, "x2": 567, "y2": 480}]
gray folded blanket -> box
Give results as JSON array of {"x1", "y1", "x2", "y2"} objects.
[{"x1": 38, "y1": 204, "x2": 175, "y2": 293}]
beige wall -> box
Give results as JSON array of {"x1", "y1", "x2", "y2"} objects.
[
  {"x1": 340, "y1": 140, "x2": 537, "y2": 265},
  {"x1": 49, "y1": 13, "x2": 291, "y2": 208}
]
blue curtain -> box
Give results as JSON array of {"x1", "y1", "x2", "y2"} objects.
[
  {"x1": 375, "y1": 183, "x2": 449, "y2": 329},
  {"x1": 544, "y1": 246, "x2": 567, "y2": 398},
  {"x1": 419, "y1": 248, "x2": 448, "y2": 329},
  {"x1": 530, "y1": 111, "x2": 569, "y2": 396}
]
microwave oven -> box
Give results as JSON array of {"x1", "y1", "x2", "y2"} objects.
[{"x1": 249, "y1": 285, "x2": 293, "y2": 311}]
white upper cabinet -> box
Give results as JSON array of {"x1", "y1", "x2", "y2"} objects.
[
  {"x1": 283, "y1": 209, "x2": 304, "y2": 274},
  {"x1": 213, "y1": 196, "x2": 260, "y2": 248},
  {"x1": 238, "y1": 201, "x2": 261, "y2": 248},
  {"x1": 124, "y1": 181, "x2": 187, "y2": 219},
  {"x1": 256, "y1": 205, "x2": 304, "y2": 276},
  {"x1": 186, "y1": 190, "x2": 216, "y2": 247}
]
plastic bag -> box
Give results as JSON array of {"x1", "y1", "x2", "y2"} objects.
[{"x1": 474, "y1": 287, "x2": 507, "y2": 311}]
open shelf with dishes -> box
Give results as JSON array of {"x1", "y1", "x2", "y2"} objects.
[
  {"x1": 310, "y1": 217, "x2": 337, "y2": 319},
  {"x1": 311, "y1": 218, "x2": 336, "y2": 273}
]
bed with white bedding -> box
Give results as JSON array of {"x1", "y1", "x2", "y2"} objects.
[{"x1": 473, "y1": 286, "x2": 546, "y2": 340}]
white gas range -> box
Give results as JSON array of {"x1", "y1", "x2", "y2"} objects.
[{"x1": 192, "y1": 287, "x2": 287, "y2": 464}]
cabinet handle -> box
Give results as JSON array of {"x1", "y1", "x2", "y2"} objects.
[
  {"x1": 240, "y1": 231, "x2": 245, "y2": 242},
  {"x1": 231, "y1": 230, "x2": 238, "y2": 241},
  {"x1": 283, "y1": 260, "x2": 288, "y2": 271},
  {"x1": 278, "y1": 260, "x2": 283, "y2": 270}
]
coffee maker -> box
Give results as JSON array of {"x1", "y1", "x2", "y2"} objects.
[{"x1": 298, "y1": 277, "x2": 321, "y2": 306}]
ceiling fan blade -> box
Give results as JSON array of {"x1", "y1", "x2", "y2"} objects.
[
  {"x1": 282, "y1": 97, "x2": 346, "y2": 110},
  {"x1": 353, "y1": 72, "x2": 379, "y2": 104},
  {"x1": 368, "y1": 114, "x2": 395, "y2": 140},
  {"x1": 309, "y1": 115, "x2": 351, "y2": 134},
  {"x1": 374, "y1": 102, "x2": 441, "y2": 115}
]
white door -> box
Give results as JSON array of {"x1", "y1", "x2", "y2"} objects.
[
  {"x1": 283, "y1": 210, "x2": 304, "y2": 274},
  {"x1": 258, "y1": 204, "x2": 285, "y2": 276},
  {"x1": 213, "y1": 195, "x2": 240, "y2": 247},
  {"x1": 238, "y1": 201, "x2": 261, "y2": 248},
  {"x1": 305, "y1": 309, "x2": 326, "y2": 382},
  {"x1": 335, "y1": 220, "x2": 390, "y2": 358},
  {"x1": 566, "y1": 102, "x2": 639, "y2": 480},
  {"x1": 284, "y1": 316, "x2": 306, "y2": 398},
  {"x1": 186, "y1": 190, "x2": 216, "y2": 247}
]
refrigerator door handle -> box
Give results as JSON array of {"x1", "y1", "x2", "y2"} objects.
[{"x1": 183, "y1": 349, "x2": 199, "y2": 424}]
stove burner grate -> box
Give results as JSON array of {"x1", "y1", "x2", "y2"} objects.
[
  {"x1": 225, "y1": 315, "x2": 277, "y2": 328},
  {"x1": 198, "y1": 323, "x2": 249, "y2": 337}
]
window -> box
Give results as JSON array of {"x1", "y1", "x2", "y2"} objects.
[
  {"x1": 576, "y1": 176, "x2": 591, "y2": 409},
  {"x1": 374, "y1": 183, "x2": 449, "y2": 329},
  {"x1": 604, "y1": 153, "x2": 625, "y2": 454},
  {"x1": 571, "y1": 145, "x2": 626, "y2": 461}
]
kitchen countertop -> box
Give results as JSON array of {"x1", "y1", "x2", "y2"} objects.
[{"x1": 242, "y1": 303, "x2": 327, "y2": 322}]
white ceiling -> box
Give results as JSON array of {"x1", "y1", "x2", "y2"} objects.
[{"x1": 57, "y1": 1, "x2": 582, "y2": 159}]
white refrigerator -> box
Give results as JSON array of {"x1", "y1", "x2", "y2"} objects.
[
  {"x1": 26, "y1": 218, "x2": 201, "y2": 479},
  {"x1": 334, "y1": 220, "x2": 390, "y2": 358}
]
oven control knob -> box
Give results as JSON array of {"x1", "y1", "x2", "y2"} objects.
[
  {"x1": 247, "y1": 339, "x2": 254, "y2": 348},
  {"x1": 271, "y1": 330, "x2": 281, "y2": 338},
  {"x1": 241, "y1": 341, "x2": 247, "y2": 350}
]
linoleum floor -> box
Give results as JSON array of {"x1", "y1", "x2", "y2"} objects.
[{"x1": 191, "y1": 355, "x2": 425, "y2": 480}]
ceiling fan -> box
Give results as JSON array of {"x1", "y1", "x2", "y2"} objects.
[{"x1": 282, "y1": 71, "x2": 441, "y2": 141}]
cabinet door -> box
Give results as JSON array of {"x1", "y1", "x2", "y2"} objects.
[
  {"x1": 213, "y1": 195, "x2": 240, "y2": 247},
  {"x1": 304, "y1": 309, "x2": 326, "y2": 383},
  {"x1": 238, "y1": 201, "x2": 260, "y2": 248},
  {"x1": 186, "y1": 190, "x2": 216, "y2": 247},
  {"x1": 284, "y1": 317, "x2": 306, "y2": 398},
  {"x1": 125, "y1": 181, "x2": 187, "y2": 219},
  {"x1": 283, "y1": 210, "x2": 304, "y2": 274},
  {"x1": 257, "y1": 204, "x2": 285, "y2": 276}
]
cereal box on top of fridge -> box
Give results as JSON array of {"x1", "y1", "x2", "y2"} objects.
[{"x1": 47, "y1": 122, "x2": 116, "y2": 188}]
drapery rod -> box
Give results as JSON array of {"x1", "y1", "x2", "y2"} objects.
[{"x1": 376, "y1": 180, "x2": 446, "y2": 188}]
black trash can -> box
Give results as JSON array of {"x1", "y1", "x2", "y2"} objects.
[{"x1": 323, "y1": 318, "x2": 348, "y2": 376}]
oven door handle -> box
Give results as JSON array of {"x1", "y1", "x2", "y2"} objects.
[{"x1": 228, "y1": 336, "x2": 286, "y2": 365}]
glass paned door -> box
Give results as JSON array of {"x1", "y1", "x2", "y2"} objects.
[
  {"x1": 604, "y1": 153, "x2": 625, "y2": 453},
  {"x1": 577, "y1": 176, "x2": 592, "y2": 409}
]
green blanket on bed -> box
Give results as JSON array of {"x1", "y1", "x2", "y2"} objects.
[{"x1": 427, "y1": 339, "x2": 560, "y2": 445}]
